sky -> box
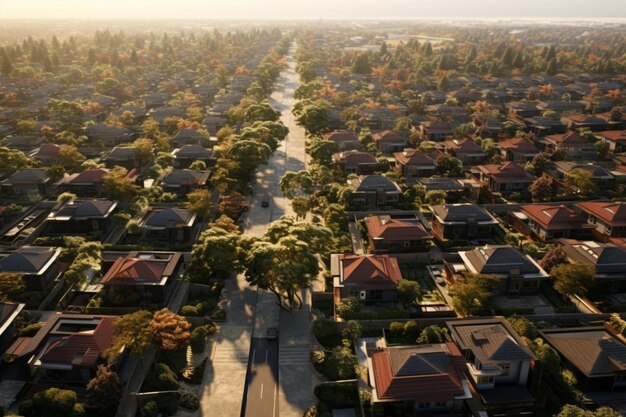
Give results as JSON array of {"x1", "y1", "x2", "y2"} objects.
[{"x1": 1, "y1": 0, "x2": 626, "y2": 20}]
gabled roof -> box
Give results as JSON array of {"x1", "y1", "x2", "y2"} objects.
[
  {"x1": 462, "y1": 245, "x2": 548, "y2": 277},
  {"x1": 441, "y1": 138, "x2": 483, "y2": 153},
  {"x1": 142, "y1": 207, "x2": 196, "y2": 229},
  {"x1": 0, "y1": 246, "x2": 62, "y2": 275},
  {"x1": 447, "y1": 318, "x2": 536, "y2": 365},
  {"x1": 577, "y1": 202, "x2": 626, "y2": 227},
  {"x1": 2, "y1": 169, "x2": 48, "y2": 184},
  {"x1": 340, "y1": 254, "x2": 402, "y2": 290},
  {"x1": 370, "y1": 342, "x2": 467, "y2": 402},
  {"x1": 541, "y1": 327, "x2": 626, "y2": 377},
  {"x1": 422, "y1": 117, "x2": 452, "y2": 132},
  {"x1": 559, "y1": 239, "x2": 626, "y2": 276},
  {"x1": 67, "y1": 168, "x2": 109, "y2": 184},
  {"x1": 333, "y1": 150, "x2": 378, "y2": 165},
  {"x1": 394, "y1": 149, "x2": 434, "y2": 166},
  {"x1": 30, "y1": 143, "x2": 61, "y2": 159},
  {"x1": 545, "y1": 131, "x2": 590, "y2": 146},
  {"x1": 105, "y1": 146, "x2": 136, "y2": 160},
  {"x1": 431, "y1": 203, "x2": 498, "y2": 224},
  {"x1": 365, "y1": 215, "x2": 433, "y2": 241},
  {"x1": 172, "y1": 144, "x2": 213, "y2": 158},
  {"x1": 520, "y1": 204, "x2": 589, "y2": 230},
  {"x1": 373, "y1": 130, "x2": 404, "y2": 143},
  {"x1": 479, "y1": 162, "x2": 532, "y2": 180},
  {"x1": 101, "y1": 257, "x2": 167, "y2": 285},
  {"x1": 497, "y1": 137, "x2": 539, "y2": 153},
  {"x1": 350, "y1": 175, "x2": 401, "y2": 193}
]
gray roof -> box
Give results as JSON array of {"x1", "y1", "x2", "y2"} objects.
[
  {"x1": 463, "y1": 245, "x2": 544, "y2": 276},
  {"x1": 3, "y1": 169, "x2": 47, "y2": 184},
  {"x1": 419, "y1": 178, "x2": 464, "y2": 191},
  {"x1": 51, "y1": 200, "x2": 117, "y2": 220},
  {"x1": 351, "y1": 175, "x2": 401, "y2": 192},
  {"x1": 143, "y1": 208, "x2": 195, "y2": 228},
  {"x1": 448, "y1": 319, "x2": 535, "y2": 365},
  {"x1": 161, "y1": 170, "x2": 208, "y2": 186},
  {"x1": 105, "y1": 146, "x2": 136, "y2": 160},
  {"x1": 172, "y1": 144, "x2": 212, "y2": 158},
  {"x1": 561, "y1": 241, "x2": 626, "y2": 276},
  {"x1": 432, "y1": 204, "x2": 497, "y2": 224},
  {"x1": 388, "y1": 345, "x2": 451, "y2": 376},
  {"x1": 0, "y1": 246, "x2": 60, "y2": 275}
]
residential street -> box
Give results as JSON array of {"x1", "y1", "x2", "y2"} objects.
[
  {"x1": 242, "y1": 338, "x2": 280, "y2": 417},
  {"x1": 200, "y1": 44, "x2": 315, "y2": 417}
]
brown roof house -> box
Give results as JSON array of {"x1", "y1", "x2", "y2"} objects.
[
  {"x1": 446, "y1": 245, "x2": 549, "y2": 295},
  {"x1": 1, "y1": 168, "x2": 50, "y2": 198},
  {"x1": 45, "y1": 199, "x2": 118, "y2": 236},
  {"x1": 348, "y1": 175, "x2": 402, "y2": 209},
  {"x1": 438, "y1": 138, "x2": 486, "y2": 166},
  {"x1": 28, "y1": 143, "x2": 61, "y2": 166},
  {"x1": 475, "y1": 162, "x2": 534, "y2": 198},
  {"x1": 333, "y1": 150, "x2": 379, "y2": 175},
  {"x1": 393, "y1": 149, "x2": 436, "y2": 182},
  {"x1": 139, "y1": 206, "x2": 197, "y2": 244},
  {"x1": 368, "y1": 342, "x2": 471, "y2": 414},
  {"x1": 0, "y1": 246, "x2": 62, "y2": 291},
  {"x1": 540, "y1": 326, "x2": 626, "y2": 393},
  {"x1": 6, "y1": 313, "x2": 117, "y2": 383},
  {"x1": 559, "y1": 239, "x2": 626, "y2": 294},
  {"x1": 447, "y1": 318, "x2": 537, "y2": 414},
  {"x1": 543, "y1": 131, "x2": 597, "y2": 160},
  {"x1": 431, "y1": 203, "x2": 499, "y2": 242},
  {"x1": 497, "y1": 138, "x2": 540, "y2": 163},
  {"x1": 373, "y1": 130, "x2": 407, "y2": 153},
  {"x1": 103, "y1": 146, "x2": 139, "y2": 170},
  {"x1": 171, "y1": 144, "x2": 216, "y2": 169},
  {"x1": 57, "y1": 167, "x2": 138, "y2": 197},
  {"x1": 419, "y1": 117, "x2": 453, "y2": 141},
  {"x1": 509, "y1": 204, "x2": 594, "y2": 242},
  {"x1": 332, "y1": 253, "x2": 403, "y2": 305},
  {"x1": 577, "y1": 202, "x2": 626, "y2": 242},
  {"x1": 160, "y1": 169, "x2": 210, "y2": 197},
  {"x1": 323, "y1": 130, "x2": 361, "y2": 151},
  {"x1": 100, "y1": 251, "x2": 183, "y2": 304},
  {"x1": 365, "y1": 215, "x2": 433, "y2": 254},
  {"x1": 596, "y1": 130, "x2": 626, "y2": 154},
  {"x1": 543, "y1": 162, "x2": 616, "y2": 194}
]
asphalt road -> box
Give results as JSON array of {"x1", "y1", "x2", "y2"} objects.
[{"x1": 242, "y1": 337, "x2": 279, "y2": 417}]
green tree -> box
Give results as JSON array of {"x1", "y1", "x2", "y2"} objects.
[
  {"x1": 150, "y1": 308, "x2": 191, "y2": 351},
  {"x1": 335, "y1": 297, "x2": 360, "y2": 317},
  {"x1": 450, "y1": 273, "x2": 499, "y2": 317},
  {"x1": 187, "y1": 188, "x2": 213, "y2": 218},
  {"x1": 425, "y1": 189, "x2": 447, "y2": 206},
  {"x1": 551, "y1": 261, "x2": 595, "y2": 298},
  {"x1": 417, "y1": 325, "x2": 447, "y2": 344},
  {"x1": 540, "y1": 245, "x2": 568, "y2": 273},
  {"x1": 103, "y1": 167, "x2": 140, "y2": 201},
  {"x1": 397, "y1": 280, "x2": 420, "y2": 307},
  {"x1": 324, "y1": 344, "x2": 359, "y2": 380},
  {"x1": 565, "y1": 168, "x2": 597, "y2": 196},
  {"x1": 507, "y1": 315, "x2": 538, "y2": 340},
  {"x1": 435, "y1": 154, "x2": 463, "y2": 177},
  {"x1": 352, "y1": 52, "x2": 372, "y2": 75},
  {"x1": 0, "y1": 146, "x2": 31, "y2": 173},
  {"x1": 85, "y1": 366, "x2": 123, "y2": 416},
  {"x1": 226, "y1": 139, "x2": 272, "y2": 173},
  {"x1": 341, "y1": 320, "x2": 363, "y2": 341},
  {"x1": 295, "y1": 104, "x2": 328, "y2": 137},
  {"x1": 279, "y1": 170, "x2": 314, "y2": 198},
  {"x1": 104, "y1": 310, "x2": 154, "y2": 361},
  {"x1": 59, "y1": 145, "x2": 86, "y2": 170},
  {"x1": 0, "y1": 272, "x2": 24, "y2": 301},
  {"x1": 189, "y1": 228, "x2": 242, "y2": 282},
  {"x1": 19, "y1": 387, "x2": 84, "y2": 417},
  {"x1": 529, "y1": 176, "x2": 553, "y2": 202},
  {"x1": 308, "y1": 139, "x2": 338, "y2": 165},
  {"x1": 291, "y1": 196, "x2": 311, "y2": 220},
  {"x1": 324, "y1": 203, "x2": 348, "y2": 231}
]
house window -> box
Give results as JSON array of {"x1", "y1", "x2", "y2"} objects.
[{"x1": 500, "y1": 363, "x2": 510, "y2": 376}]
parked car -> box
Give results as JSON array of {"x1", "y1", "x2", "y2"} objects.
[{"x1": 261, "y1": 198, "x2": 269, "y2": 208}]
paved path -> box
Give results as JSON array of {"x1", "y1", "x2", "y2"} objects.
[
  {"x1": 242, "y1": 338, "x2": 279, "y2": 417},
  {"x1": 348, "y1": 222, "x2": 365, "y2": 254}
]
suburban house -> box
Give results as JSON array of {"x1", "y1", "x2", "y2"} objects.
[
  {"x1": 497, "y1": 138, "x2": 540, "y2": 163},
  {"x1": 507, "y1": 102, "x2": 542, "y2": 119},
  {"x1": 0, "y1": 302, "x2": 25, "y2": 356},
  {"x1": 577, "y1": 201, "x2": 626, "y2": 241},
  {"x1": 171, "y1": 128, "x2": 207, "y2": 147},
  {"x1": 100, "y1": 251, "x2": 184, "y2": 304},
  {"x1": 540, "y1": 326, "x2": 626, "y2": 392},
  {"x1": 0, "y1": 246, "x2": 62, "y2": 291},
  {"x1": 367, "y1": 342, "x2": 471, "y2": 414},
  {"x1": 596, "y1": 130, "x2": 626, "y2": 154},
  {"x1": 445, "y1": 245, "x2": 549, "y2": 295},
  {"x1": 373, "y1": 130, "x2": 407, "y2": 153},
  {"x1": 523, "y1": 117, "x2": 567, "y2": 136},
  {"x1": 139, "y1": 206, "x2": 197, "y2": 244},
  {"x1": 447, "y1": 318, "x2": 537, "y2": 414},
  {"x1": 332, "y1": 150, "x2": 379, "y2": 174},
  {"x1": 562, "y1": 114, "x2": 610, "y2": 132},
  {"x1": 393, "y1": 149, "x2": 436, "y2": 181},
  {"x1": 103, "y1": 146, "x2": 138, "y2": 169},
  {"x1": 323, "y1": 130, "x2": 361, "y2": 150},
  {"x1": 543, "y1": 131, "x2": 597, "y2": 160},
  {"x1": 160, "y1": 169, "x2": 210, "y2": 197},
  {"x1": 430, "y1": 203, "x2": 499, "y2": 242},
  {"x1": 509, "y1": 204, "x2": 594, "y2": 242},
  {"x1": 348, "y1": 175, "x2": 402, "y2": 208},
  {"x1": 6, "y1": 313, "x2": 116, "y2": 383},
  {"x1": 332, "y1": 253, "x2": 403, "y2": 305},
  {"x1": 543, "y1": 162, "x2": 616, "y2": 193},
  {"x1": 57, "y1": 167, "x2": 138, "y2": 197},
  {"x1": 84, "y1": 124, "x2": 134, "y2": 146},
  {"x1": 29, "y1": 143, "x2": 61, "y2": 165},
  {"x1": 365, "y1": 215, "x2": 433, "y2": 253},
  {"x1": 438, "y1": 138, "x2": 486, "y2": 166},
  {"x1": 418, "y1": 178, "x2": 481, "y2": 203},
  {"x1": 419, "y1": 117, "x2": 453, "y2": 141},
  {"x1": 45, "y1": 199, "x2": 118, "y2": 235},
  {"x1": 1, "y1": 169, "x2": 50, "y2": 198},
  {"x1": 558, "y1": 239, "x2": 626, "y2": 293},
  {"x1": 474, "y1": 162, "x2": 534, "y2": 197},
  {"x1": 171, "y1": 144, "x2": 216, "y2": 169}
]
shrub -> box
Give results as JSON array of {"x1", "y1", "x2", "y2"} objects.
[
  {"x1": 180, "y1": 305, "x2": 199, "y2": 316},
  {"x1": 388, "y1": 322, "x2": 405, "y2": 340},
  {"x1": 143, "y1": 363, "x2": 179, "y2": 392},
  {"x1": 313, "y1": 319, "x2": 342, "y2": 349},
  {"x1": 18, "y1": 322, "x2": 43, "y2": 337},
  {"x1": 179, "y1": 393, "x2": 199, "y2": 411},
  {"x1": 19, "y1": 388, "x2": 82, "y2": 417},
  {"x1": 140, "y1": 401, "x2": 158, "y2": 417},
  {"x1": 160, "y1": 350, "x2": 187, "y2": 375},
  {"x1": 154, "y1": 392, "x2": 179, "y2": 416},
  {"x1": 190, "y1": 326, "x2": 208, "y2": 353},
  {"x1": 335, "y1": 297, "x2": 360, "y2": 317}
]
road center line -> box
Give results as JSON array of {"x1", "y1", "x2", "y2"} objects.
[{"x1": 260, "y1": 383, "x2": 264, "y2": 399}]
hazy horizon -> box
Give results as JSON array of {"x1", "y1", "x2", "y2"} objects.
[{"x1": 2, "y1": 0, "x2": 626, "y2": 20}]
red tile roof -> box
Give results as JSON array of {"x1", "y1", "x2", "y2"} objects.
[
  {"x1": 479, "y1": 162, "x2": 533, "y2": 181},
  {"x1": 69, "y1": 168, "x2": 109, "y2": 184},
  {"x1": 373, "y1": 130, "x2": 404, "y2": 143},
  {"x1": 545, "y1": 131, "x2": 589, "y2": 146},
  {"x1": 101, "y1": 257, "x2": 167, "y2": 285},
  {"x1": 334, "y1": 151, "x2": 378, "y2": 165},
  {"x1": 33, "y1": 143, "x2": 61, "y2": 158},
  {"x1": 441, "y1": 138, "x2": 482, "y2": 152},
  {"x1": 577, "y1": 202, "x2": 626, "y2": 227},
  {"x1": 341, "y1": 254, "x2": 402, "y2": 290},
  {"x1": 422, "y1": 118, "x2": 452, "y2": 132},
  {"x1": 596, "y1": 130, "x2": 626, "y2": 143},
  {"x1": 366, "y1": 216, "x2": 433, "y2": 241},
  {"x1": 40, "y1": 316, "x2": 115, "y2": 367},
  {"x1": 394, "y1": 149, "x2": 434, "y2": 166},
  {"x1": 371, "y1": 342, "x2": 466, "y2": 402},
  {"x1": 498, "y1": 137, "x2": 539, "y2": 153},
  {"x1": 520, "y1": 204, "x2": 590, "y2": 230}
]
